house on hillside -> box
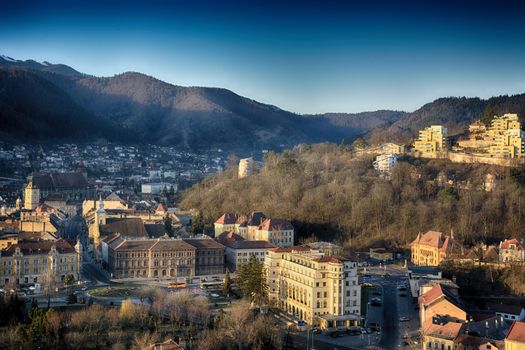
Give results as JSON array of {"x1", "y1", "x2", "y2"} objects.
[
  {"x1": 499, "y1": 239, "x2": 525, "y2": 263},
  {"x1": 411, "y1": 230, "x2": 454, "y2": 266}
]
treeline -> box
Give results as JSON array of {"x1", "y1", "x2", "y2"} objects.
[
  {"x1": 181, "y1": 143, "x2": 525, "y2": 250},
  {"x1": 0, "y1": 285, "x2": 280, "y2": 350}
]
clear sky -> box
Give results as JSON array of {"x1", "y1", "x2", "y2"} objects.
[{"x1": 1, "y1": 0, "x2": 525, "y2": 114}]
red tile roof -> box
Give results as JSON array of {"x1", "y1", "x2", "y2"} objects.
[
  {"x1": 411, "y1": 230, "x2": 452, "y2": 252},
  {"x1": 156, "y1": 203, "x2": 167, "y2": 213},
  {"x1": 422, "y1": 319, "x2": 463, "y2": 339},
  {"x1": 500, "y1": 238, "x2": 524, "y2": 250},
  {"x1": 215, "y1": 231, "x2": 245, "y2": 247},
  {"x1": 229, "y1": 240, "x2": 276, "y2": 250},
  {"x1": 215, "y1": 213, "x2": 238, "y2": 225},
  {"x1": 2, "y1": 239, "x2": 76, "y2": 256},
  {"x1": 507, "y1": 321, "x2": 525, "y2": 342},
  {"x1": 419, "y1": 284, "x2": 462, "y2": 309},
  {"x1": 270, "y1": 245, "x2": 311, "y2": 253},
  {"x1": 259, "y1": 218, "x2": 293, "y2": 231}
]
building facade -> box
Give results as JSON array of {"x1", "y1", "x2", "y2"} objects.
[
  {"x1": 413, "y1": 125, "x2": 448, "y2": 155},
  {"x1": 265, "y1": 246, "x2": 361, "y2": 328},
  {"x1": 105, "y1": 236, "x2": 224, "y2": 279},
  {"x1": 411, "y1": 230, "x2": 453, "y2": 266},
  {"x1": 499, "y1": 239, "x2": 525, "y2": 263},
  {"x1": 373, "y1": 153, "x2": 397, "y2": 174},
  {"x1": 486, "y1": 114, "x2": 524, "y2": 159},
  {"x1": 0, "y1": 239, "x2": 81, "y2": 286},
  {"x1": 238, "y1": 157, "x2": 254, "y2": 178},
  {"x1": 215, "y1": 231, "x2": 275, "y2": 272},
  {"x1": 505, "y1": 321, "x2": 525, "y2": 350}
]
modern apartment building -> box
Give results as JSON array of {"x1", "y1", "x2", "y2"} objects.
[
  {"x1": 413, "y1": 125, "x2": 448, "y2": 155},
  {"x1": 486, "y1": 114, "x2": 524, "y2": 159},
  {"x1": 265, "y1": 246, "x2": 361, "y2": 329}
]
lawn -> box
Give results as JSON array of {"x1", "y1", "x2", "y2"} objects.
[{"x1": 89, "y1": 286, "x2": 137, "y2": 298}]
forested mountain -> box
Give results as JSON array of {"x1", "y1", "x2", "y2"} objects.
[
  {"x1": 0, "y1": 55, "x2": 396, "y2": 150},
  {"x1": 181, "y1": 143, "x2": 525, "y2": 250},
  {"x1": 0, "y1": 69, "x2": 129, "y2": 142},
  {"x1": 1, "y1": 55, "x2": 525, "y2": 150},
  {"x1": 0, "y1": 55, "x2": 84, "y2": 77}
]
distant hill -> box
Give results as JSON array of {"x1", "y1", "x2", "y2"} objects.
[
  {"x1": 1, "y1": 54, "x2": 525, "y2": 150},
  {"x1": 0, "y1": 55, "x2": 84, "y2": 77},
  {"x1": 0, "y1": 68, "x2": 130, "y2": 142},
  {"x1": 0, "y1": 55, "x2": 404, "y2": 150}
]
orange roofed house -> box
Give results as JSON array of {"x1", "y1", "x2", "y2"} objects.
[
  {"x1": 411, "y1": 230, "x2": 454, "y2": 266},
  {"x1": 419, "y1": 283, "x2": 466, "y2": 326},
  {"x1": 505, "y1": 321, "x2": 525, "y2": 350}
]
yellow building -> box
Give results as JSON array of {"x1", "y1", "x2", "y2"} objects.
[
  {"x1": 19, "y1": 203, "x2": 65, "y2": 235},
  {"x1": 411, "y1": 230, "x2": 453, "y2": 266},
  {"x1": 82, "y1": 192, "x2": 129, "y2": 216},
  {"x1": 265, "y1": 246, "x2": 361, "y2": 328},
  {"x1": 0, "y1": 239, "x2": 81, "y2": 286},
  {"x1": 413, "y1": 125, "x2": 448, "y2": 155},
  {"x1": 422, "y1": 317, "x2": 462, "y2": 350},
  {"x1": 369, "y1": 248, "x2": 393, "y2": 261},
  {"x1": 485, "y1": 114, "x2": 524, "y2": 159}
]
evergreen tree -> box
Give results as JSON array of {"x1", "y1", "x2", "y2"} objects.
[
  {"x1": 236, "y1": 255, "x2": 268, "y2": 304},
  {"x1": 164, "y1": 216, "x2": 174, "y2": 237}
]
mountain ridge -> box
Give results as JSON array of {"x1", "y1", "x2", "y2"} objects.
[{"x1": 1, "y1": 55, "x2": 524, "y2": 150}]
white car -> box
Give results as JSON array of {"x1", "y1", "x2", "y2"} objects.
[{"x1": 210, "y1": 293, "x2": 220, "y2": 298}]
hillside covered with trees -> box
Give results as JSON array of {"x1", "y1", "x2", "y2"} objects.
[{"x1": 181, "y1": 143, "x2": 525, "y2": 250}]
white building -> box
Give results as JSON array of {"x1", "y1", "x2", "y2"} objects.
[
  {"x1": 141, "y1": 182, "x2": 176, "y2": 194},
  {"x1": 215, "y1": 231, "x2": 275, "y2": 272},
  {"x1": 238, "y1": 157, "x2": 254, "y2": 179},
  {"x1": 373, "y1": 153, "x2": 397, "y2": 174}
]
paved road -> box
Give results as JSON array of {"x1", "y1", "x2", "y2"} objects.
[
  {"x1": 64, "y1": 215, "x2": 85, "y2": 241},
  {"x1": 378, "y1": 282, "x2": 399, "y2": 349},
  {"x1": 289, "y1": 332, "x2": 357, "y2": 350}
]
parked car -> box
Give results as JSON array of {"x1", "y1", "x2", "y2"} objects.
[{"x1": 399, "y1": 317, "x2": 410, "y2": 322}]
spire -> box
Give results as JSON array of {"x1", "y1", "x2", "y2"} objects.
[{"x1": 97, "y1": 194, "x2": 105, "y2": 213}]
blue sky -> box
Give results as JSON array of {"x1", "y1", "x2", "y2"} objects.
[{"x1": 1, "y1": 0, "x2": 525, "y2": 114}]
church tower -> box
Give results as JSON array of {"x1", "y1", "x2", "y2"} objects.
[
  {"x1": 15, "y1": 197, "x2": 22, "y2": 211},
  {"x1": 92, "y1": 195, "x2": 106, "y2": 247},
  {"x1": 24, "y1": 176, "x2": 40, "y2": 210}
]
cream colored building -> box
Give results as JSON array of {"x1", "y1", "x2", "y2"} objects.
[
  {"x1": 413, "y1": 125, "x2": 448, "y2": 155},
  {"x1": 238, "y1": 157, "x2": 254, "y2": 178},
  {"x1": 265, "y1": 246, "x2": 361, "y2": 328},
  {"x1": 0, "y1": 239, "x2": 81, "y2": 286},
  {"x1": 24, "y1": 177, "x2": 40, "y2": 210},
  {"x1": 486, "y1": 114, "x2": 524, "y2": 159},
  {"x1": 255, "y1": 218, "x2": 294, "y2": 247},
  {"x1": 411, "y1": 231, "x2": 453, "y2": 266},
  {"x1": 82, "y1": 192, "x2": 128, "y2": 216}
]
